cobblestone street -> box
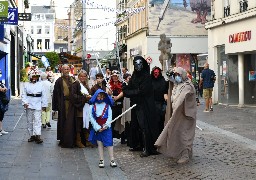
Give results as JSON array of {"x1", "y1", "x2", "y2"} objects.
[{"x1": 0, "y1": 98, "x2": 256, "y2": 179}]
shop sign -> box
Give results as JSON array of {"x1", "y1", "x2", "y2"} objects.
[
  {"x1": 130, "y1": 46, "x2": 142, "y2": 57},
  {"x1": 0, "y1": 1, "x2": 8, "y2": 18},
  {"x1": 3, "y1": 8, "x2": 18, "y2": 25},
  {"x1": 229, "y1": 30, "x2": 251, "y2": 43}
]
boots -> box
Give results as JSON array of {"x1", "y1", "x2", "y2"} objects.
[
  {"x1": 177, "y1": 149, "x2": 190, "y2": 164},
  {"x1": 35, "y1": 135, "x2": 43, "y2": 144},
  {"x1": 28, "y1": 135, "x2": 35, "y2": 142},
  {"x1": 140, "y1": 132, "x2": 150, "y2": 157},
  {"x1": 76, "y1": 133, "x2": 85, "y2": 148},
  {"x1": 84, "y1": 131, "x2": 94, "y2": 148}
]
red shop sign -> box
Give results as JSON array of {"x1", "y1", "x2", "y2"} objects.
[{"x1": 229, "y1": 30, "x2": 251, "y2": 43}]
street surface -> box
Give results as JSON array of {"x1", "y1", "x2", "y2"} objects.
[{"x1": 0, "y1": 98, "x2": 256, "y2": 179}]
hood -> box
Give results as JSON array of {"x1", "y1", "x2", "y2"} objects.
[
  {"x1": 133, "y1": 56, "x2": 150, "y2": 73},
  {"x1": 89, "y1": 89, "x2": 114, "y2": 106}
]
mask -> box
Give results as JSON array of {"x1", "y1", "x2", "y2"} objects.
[
  {"x1": 153, "y1": 69, "x2": 160, "y2": 78},
  {"x1": 96, "y1": 99, "x2": 104, "y2": 103},
  {"x1": 134, "y1": 59, "x2": 143, "y2": 71},
  {"x1": 175, "y1": 75, "x2": 182, "y2": 83}
]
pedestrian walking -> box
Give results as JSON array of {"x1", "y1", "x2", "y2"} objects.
[
  {"x1": 155, "y1": 67, "x2": 197, "y2": 164},
  {"x1": 151, "y1": 66, "x2": 169, "y2": 133},
  {"x1": 88, "y1": 89, "x2": 117, "y2": 168},
  {"x1": 199, "y1": 63, "x2": 216, "y2": 112},
  {"x1": 69, "y1": 70, "x2": 92, "y2": 148},
  {"x1": 91, "y1": 73, "x2": 111, "y2": 96},
  {"x1": 123, "y1": 56, "x2": 159, "y2": 157},
  {"x1": 0, "y1": 81, "x2": 9, "y2": 136},
  {"x1": 40, "y1": 72, "x2": 53, "y2": 129},
  {"x1": 22, "y1": 72, "x2": 48, "y2": 144},
  {"x1": 52, "y1": 64, "x2": 76, "y2": 148},
  {"x1": 89, "y1": 64, "x2": 99, "y2": 86},
  {"x1": 109, "y1": 70, "x2": 126, "y2": 144}
]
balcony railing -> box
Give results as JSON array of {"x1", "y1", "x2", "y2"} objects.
[
  {"x1": 224, "y1": 6, "x2": 230, "y2": 17},
  {"x1": 240, "y1": 0, "x2": 248, "y2": 13}
]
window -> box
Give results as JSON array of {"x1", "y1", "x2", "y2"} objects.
[
  {"x1": 37, "y1": 26, "x2": 42, "y2": 34},
  {"x1": 58, "y1": 36, "x2": 63, "y2": 40},
  {"x1": 45, "y1": 26, "x2": 50, "y2": 34},
  {"x1": 31, "y1": 26, "x2": 34, "y2": 34},
  {"x1": 59, "y1": 47, "x2": 63, "y2": 52},
  {"x1": 45, "y1": 39, "x2": 50, "y2": 50},
  {"x1": 37, "y1": 39, "x2": 42, "y2": 50}
]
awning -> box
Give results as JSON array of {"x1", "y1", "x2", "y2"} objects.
[{"x1": 32, "y1": 56, "x2": 39, "y2": 60}]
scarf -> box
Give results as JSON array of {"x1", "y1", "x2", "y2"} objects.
[{"x1": 80, "y1": 82, "x2": 90, "y2": 129}]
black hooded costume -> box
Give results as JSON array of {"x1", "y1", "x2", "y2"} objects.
[
  {"x1": 123, "y1": 56, "x2": 159, "y2": 157},
  {"x1": 151, "y1": 66, "x2": 169, "y2": 133}
]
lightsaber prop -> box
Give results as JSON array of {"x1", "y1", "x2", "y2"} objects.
[
  {"x1": 93, "y1": 51, "x2": 112, "y2": 91},
  {"x1": 196, "y1": 125, "x2": 203, "y2": 131},
  {"x1": 103, "y1": 104, "x2": 137, "y2": 128}
]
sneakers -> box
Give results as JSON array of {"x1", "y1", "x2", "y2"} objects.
[
  {"x1": 46, "y1": 122, "x2": 51, "y2": 127},
  {"x1": 203, "y1": 109, "x2": 209, "y2": 112},
  {"x1": 210, "y1": 107, "x2": 213, "y2": 111},
  {"x1": 42, "y1": 124, "x2": 46, "y2": 128},
  {"x1": 99, "y1": 160, "x2": 104, "y2": 168},
  {"x1": 0, "y1": 132, "x2": 2, "y2": 136},
  {"x1": 110, "y1": 160, "x2": 117, "y2": 167},
  {"x1": 0, "y1": 130, "x2": 8, "y2": 135}
]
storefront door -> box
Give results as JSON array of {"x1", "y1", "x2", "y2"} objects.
[{"x1": 217, "y1": 46, "x2": 239, "y2": 104}]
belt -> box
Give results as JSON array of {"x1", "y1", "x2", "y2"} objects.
[{"x1": 27, "y1": 93, "x2": 42, "y2": 97}]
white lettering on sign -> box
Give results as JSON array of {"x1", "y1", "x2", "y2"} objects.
[{"x1": 8, "y1": 11, "x2": 15, "y2": 20}]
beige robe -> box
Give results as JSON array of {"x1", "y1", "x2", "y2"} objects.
[
  {"x1": 155, "y1": 79, "x2": 197, "y2": 158},
  {"x1": 115, "y1": 97, "x2": 131, "y2": 134}
]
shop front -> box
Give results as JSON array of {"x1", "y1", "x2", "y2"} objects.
[{"x1": 208, "y1": 18, "x2": 256, "y2": 106}]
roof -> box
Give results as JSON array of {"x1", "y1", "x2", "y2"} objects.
[{"x1": 31, "y1": 6, "x2": 55, "y2": 14}]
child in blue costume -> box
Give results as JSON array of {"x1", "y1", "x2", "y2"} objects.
[{"x1": 88, "y1": 89, "x2": 117, "y2": 168}]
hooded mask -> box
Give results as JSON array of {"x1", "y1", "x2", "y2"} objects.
[
  {"x1": 133, "y1": 56, "x2": 149, "y2": 73},
  {"x1": 151, "y1": 66, "x2": 162, "y2": 79},
  {"x1": 89, "y1": 89, "x2": 114, "y2": 106}
]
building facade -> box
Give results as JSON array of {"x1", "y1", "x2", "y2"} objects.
[
  {"x1": 30, "y1": 5, "x2": 55, "y2": 56},
  {"x1": 117, "y1": 0, "x2": 208, "y2": 75},
  {"x1": 205, "y1": 0, "x2": 256, "y2": 106},
  {"x1": 54, "y1": 19, "x2": 68, "y2": 53},
  {"x1": 0, "y1": 0, "x2": 23, "y2": 97}
]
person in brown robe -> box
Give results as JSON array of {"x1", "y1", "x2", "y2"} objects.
[
  {"x1": 52, "y1": 65, "x2": 75, "y2": 148},
  {"x1": 155, "y1": 67, "x2": 197, "y2": 164},
  {"x1": 69, "y1": 70, "x2": 92, "y2": 148}
]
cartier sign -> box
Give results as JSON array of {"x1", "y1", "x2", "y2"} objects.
[{"x1": 229, "y1": 31, "x2": 251, "y2": 43}]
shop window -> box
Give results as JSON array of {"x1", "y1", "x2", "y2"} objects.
[
  {"x1": 45, "y1": 39, "x2": 50, "y2": 50},
  {"x1": 217, "y1": 46, "x2": 238, "y2": 104},
  {"x1": 244, "y1": 54, "x2": 256, "y2": 104},
  {"x1": 37, "y1": 26, "x2": 42, "y2": 34}
]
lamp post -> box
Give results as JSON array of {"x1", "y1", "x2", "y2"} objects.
[{"x1": 82, "y1": 0, "x2": 87, "y2": 70}]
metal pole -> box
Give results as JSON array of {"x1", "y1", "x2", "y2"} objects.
[{"x1": 82, "y1": 0, "x2": 87, "y2": 70}]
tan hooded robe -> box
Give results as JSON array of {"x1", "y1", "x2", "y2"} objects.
[{"x1": 155, "y1": 68, "x2": 197, "y2": 158}]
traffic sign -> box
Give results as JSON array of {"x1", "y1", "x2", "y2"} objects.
[
  {"x1": 18, "y1": 13, "x2": 31, "y2": 21},
  {"x1": 3, "y1": 8, "x2": 18, "y2": 25},
  {"x1": 87, "y1": 53, "x2": 91, "y2": 59}
]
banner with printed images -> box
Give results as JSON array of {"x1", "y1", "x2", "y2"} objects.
[{"x1": 148, "y1": 0, "x2": 211, "y2": 36}]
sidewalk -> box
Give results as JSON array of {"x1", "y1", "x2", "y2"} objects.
[
  {"x1": 0, "y1": 98, "x2": 256, "y2": 179},
  {"x1": 0, "y1": 98, "x2": 127, "y2": 180}
]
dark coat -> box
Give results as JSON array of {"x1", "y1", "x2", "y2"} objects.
[
  {"x1": 52, "y1": 76, "x2": 75, "y2": 148},
  {"x1": 68, "y1": 81, "x2": 91, "y2": 131},
  {"x1": 123, "y1": 56, "x2": 159, "y2": 153}
]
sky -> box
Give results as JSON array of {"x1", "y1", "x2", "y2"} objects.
[{"x1": 31, "y1": 0, "x2": 117, "y2": 51}]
